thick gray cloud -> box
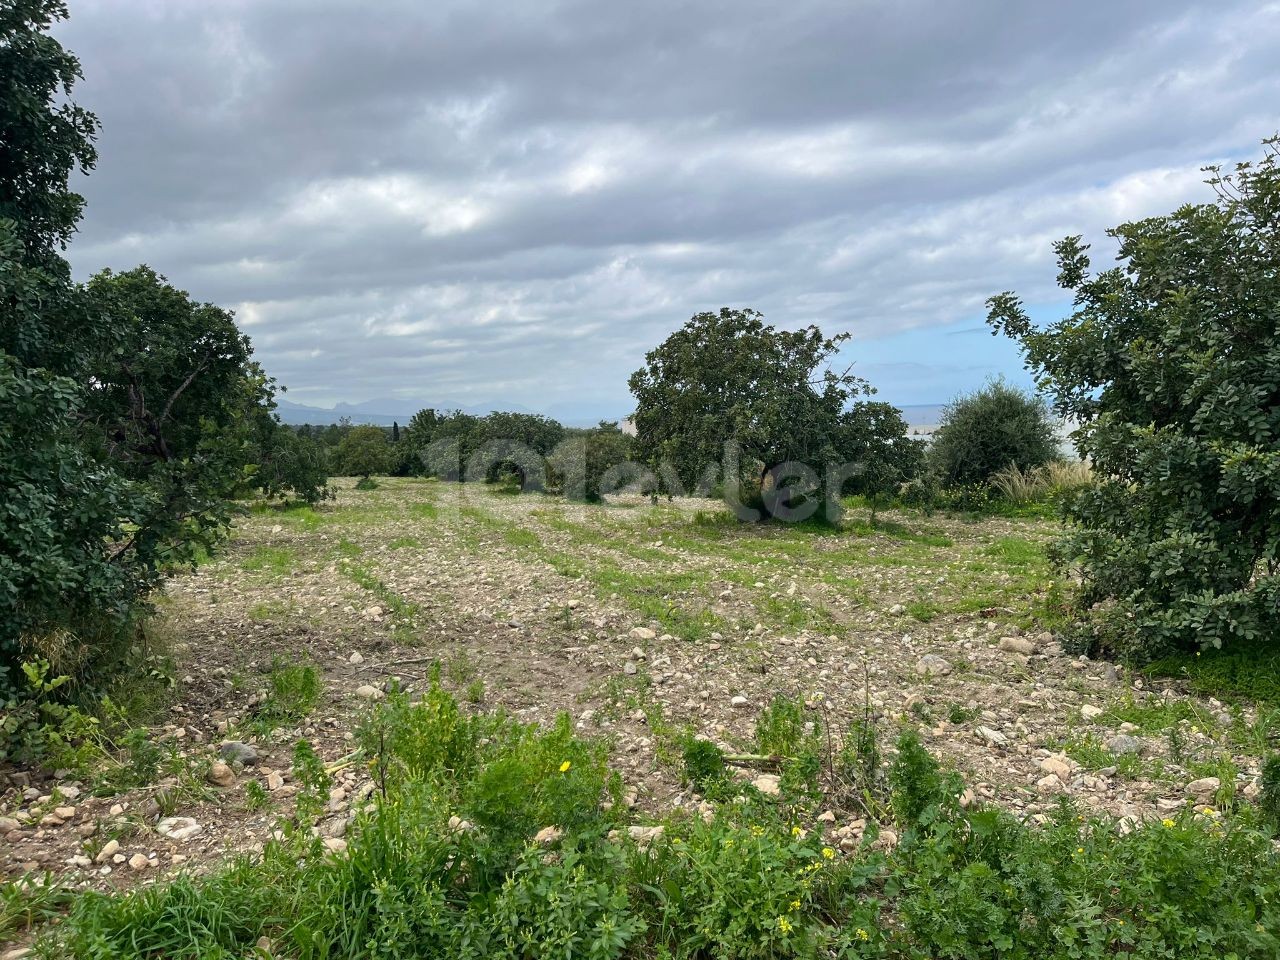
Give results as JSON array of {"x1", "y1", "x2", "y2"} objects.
[{"x1": 55, "y1": 0, "x2": 1280, "y2": 419}]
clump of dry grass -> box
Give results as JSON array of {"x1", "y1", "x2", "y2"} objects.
[{"x1": 990, "y1": 460, "x2": 1092, "y2": 504}]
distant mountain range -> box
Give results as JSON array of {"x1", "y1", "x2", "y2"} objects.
[{"x1": 274, "y1": 397, "x2": 951, "y2": 432}]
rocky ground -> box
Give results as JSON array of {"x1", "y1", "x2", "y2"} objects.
[{"x1": 3, "y1": 477, "x2": 1274, "y2": 918}]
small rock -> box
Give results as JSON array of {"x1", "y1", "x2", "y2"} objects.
[
  {"x1": 219, "y1": 741, "x2": 259, "y2": 766},
  {"x1": 751, "y1": 774, "x2": 781, "y2": 796},
  {"x1": 348, "y1": 651, "x2": 364, "y2": 664},
  {"x1": 128, "y1": 853, "x2": 151, "y2": 871},
  {"x1": 0, "y1": 816, "x2": 20, "y2": 834},
  {"x1": 207, "y1": 761, "x2": 236, "y2": 787},
  {"x1": 323, "y1": 837, "x2": 348, "y2": 854},
  {"x1": 623, "y1": 661, "x2": 638, "y2": 675},
  {"x1": 1106, "y1": 735, "x2": 1141, "y2": 756},
  {"x1": 534, "y1": 826, "x2": 563, "y2": 845},
  {"x1": 156, "y1": 817, "x2": 202, "y2": 841},
  {"x1": 627, "y1": 824, "x2": 664, "y2": 846},
  {"x1": 355, "y1": 684, "x2": 384, "y2": 700},
  {"x1": 1080, "y1": 705, "x2": 1104, "y2": 720},
  {"x1": 1186, "y1": 777, "x2": 1220, "y2": 802},
  {"x1": 629, "y1": 627, "x2": 657, "y2": 641},
  {"x1": 730, "y1": 695, "x2": 749, "y2": 708},
  {"x1": 1040, "y1": 755, "x2": 1073, "y2": 779},
  {"x1": 915, "y1": 654, "x2": 952, "y2": 677},
  {"x1": 873, "y1": 827, "x2": 899, "y2": 851},
  {"x1": 998, "y1": 637, "x2": 1036, "y2": 655},
  {"x1": 977, "y1": 726, "x2": 1008, "y2": 747},
  {"x1": 266, "y1": 771, "x2": 285, "y2": 791},
  {"x1": 95, "y1": 839, "x2": 120, "y2": 863}
]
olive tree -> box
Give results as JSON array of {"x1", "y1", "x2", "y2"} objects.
[{"x1": 988, "y1": 138, "x2": 1280, "y2": 657}]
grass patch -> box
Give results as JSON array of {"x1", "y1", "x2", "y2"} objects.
[
  {"x1": 238, "y1": 545, "x2": 296, "y2": 577},
  {"x1": 1145, "y1": 640, "x2": 1280, "y2": 705},
  {"x1": 249, "y1": 660, "x2": 321, "y2": 733},
  {"x1": 339, "y1": 561, "x2": 420, "y2": 642}
]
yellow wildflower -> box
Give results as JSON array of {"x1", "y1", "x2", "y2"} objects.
[
  {"x1": 790, "y1": 900, "x2": 801, "y2": 911},
  {"x1": 855, "y1": 928, "x2": 870, "y2": 942},
  {"x1": 777, "y1": 917, "x2": 793, "y2": 934},
  {"x1": 559, "y1": 760, "x2": 571, "y2": 773},
  {"x1": 1162, "y1": 818, "x2": 1175, "y2": 828},
  {"x1": 821, "y1": 847, "x2": 835, "y2": 860}
]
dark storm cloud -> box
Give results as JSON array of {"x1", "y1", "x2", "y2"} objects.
[{"x1": 55, "y1": 0, "x2": 1280, "y2": 414}]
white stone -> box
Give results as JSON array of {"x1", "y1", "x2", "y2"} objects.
[{"x1": 156, "y1": 817, "x2": 203, "y2": 841}]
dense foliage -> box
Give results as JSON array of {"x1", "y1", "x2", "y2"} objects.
[
  {"x1": 628, "y1": 308, "x2": 921, "y2": 520},
  {"x1": 0, "y1": 3, "x2": 321, "y2": 702},
  {"x1": 927, "y1": 380, "x2": 1058, "y2": 487},
  {"x1": 989, "y1": 138, "x2": 1280, "y2": 658},
  {"x1": 548, "y1": 421, "x2": 638, "y2": 502}
]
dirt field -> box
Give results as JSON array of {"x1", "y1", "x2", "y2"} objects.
[{"x1": 2, "y1": 478, "x2": 1271, "y2": 898}]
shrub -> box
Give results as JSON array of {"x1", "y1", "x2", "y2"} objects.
[
  {"x1": 928, "y1": 380, "x2": 1058, "y2": 487},
  {"x1": 989, "y1": 138, "x2": 1280, "y2": 657}
]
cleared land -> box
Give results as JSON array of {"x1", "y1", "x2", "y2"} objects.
[{"x1": 3, "y1": 477, "x2": 1274, "y2": 898}]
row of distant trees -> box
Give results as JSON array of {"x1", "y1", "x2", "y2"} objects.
[{"x1": 299, "y1": 369, "x2": 1060, "y2": 516}]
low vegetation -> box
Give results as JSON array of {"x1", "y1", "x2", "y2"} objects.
[{"x1": 15, "y1": 681, "x2": 1280, "y2": 959}]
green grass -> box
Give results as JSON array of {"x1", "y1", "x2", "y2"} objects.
[
  {"x1": 238, "y1": 545, "x2": 296, "y2": 577},
  {"x1": 250, "y1": 661, "x2": 322, "y2": 732},
  {"x1": 1145, "y1": 641, "x2": 1280, "y2": 705},
  {"x1": 26, "y1": 684, "x2": 1280, "y2": 960}
]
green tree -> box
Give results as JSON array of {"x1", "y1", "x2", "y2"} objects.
[
  {"x1": 927, "y1": 380, "x2": 1057, "y2": 487},
  {"x1": 0, "y1": 2, "x2": 287, "y2": 701},
  {"x1": 0, "y1": 0, "x2": 98, "y2": 273},
  {"x1": 550, "y1": 422, "x2": 639, "y2": 502},
  {"x1": 335, "y1": 425, "x2": 393, "y2": 479},
  {"x1": 987, "y1": 137, "x2": 1280, "y2": 657},
  {"x1": 629, "y1": 308, "x2": 877, "y2": 520},
  {"x1": 834, "y1": 401, "x2": 926, "y2": 513},
  {"x1": 250, "y1": 421, "x2": 332, "y2": 504},
  {"x1": 0, "y1": 355, "x2": 151, "y2": 686}
]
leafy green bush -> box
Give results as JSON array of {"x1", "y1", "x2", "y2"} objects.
[
  {"x1": 990, "y1": 138, "x2": 1280, "y2": 658},
  {"x1": 928, "y1": 380, "x2": 1058, "y2": 488}
]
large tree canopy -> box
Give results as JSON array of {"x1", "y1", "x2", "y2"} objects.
[
  {"x1": 988, "y1": 138, "x2": 1280, "y2": 657},
  {"x1": 628, "y1": 308, "x2": 916, "y2": 520}
]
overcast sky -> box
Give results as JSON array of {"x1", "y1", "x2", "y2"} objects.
[{"x1": 56, "y1": 1, "x2": 1280, "y2": 421}]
